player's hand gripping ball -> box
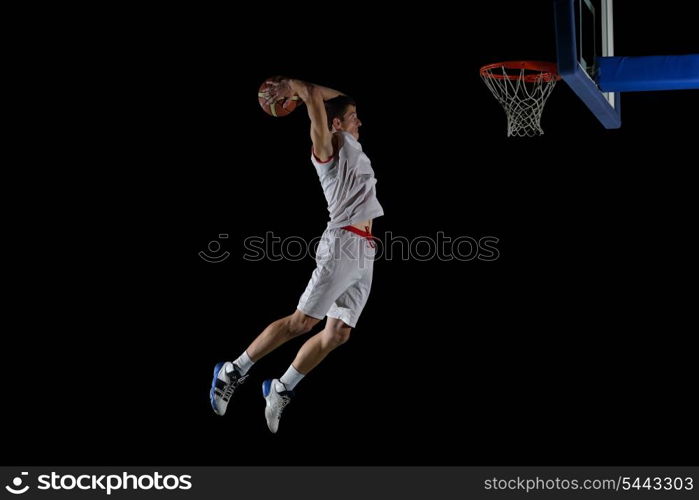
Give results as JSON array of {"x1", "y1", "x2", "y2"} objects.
[{"x1": 258, "y1": 77, "x2": 300, "y2": 117}]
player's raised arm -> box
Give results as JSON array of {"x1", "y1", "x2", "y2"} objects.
[{"x1": 262, "y1": 78, "x2": 344, "y2": 162}]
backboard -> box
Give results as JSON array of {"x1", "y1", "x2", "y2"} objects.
[{"x1": 554, "y1": 0, "x2": 621, "y2": 128}]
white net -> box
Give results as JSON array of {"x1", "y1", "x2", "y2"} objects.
[{"x1": 481, "y1": 64, "x2": 559, "y2": 137}]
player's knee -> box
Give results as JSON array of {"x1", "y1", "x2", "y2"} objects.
[
  {"x1": 288, "y1": 311, "x2": 319, "y2": 336},
  {"x1": 325, "y1": 326, "x2": 351, "y2": 347}
]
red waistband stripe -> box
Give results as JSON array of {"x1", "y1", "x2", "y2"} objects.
[{"x1": 341, "y1": 225, "x2": 375, "y2": 240}]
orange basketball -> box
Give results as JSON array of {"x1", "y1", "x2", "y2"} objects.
[{"x1": 258, "y1": 79, "x2": 300, "y2": 117}]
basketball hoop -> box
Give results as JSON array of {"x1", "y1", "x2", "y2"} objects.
[{"x1": 480, "y1": 61, "x2": 560, "y2": 137}]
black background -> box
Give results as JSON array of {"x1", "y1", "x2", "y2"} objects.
[{"x1": 4, "y1": 2, "x2": 697, "y2": 466}]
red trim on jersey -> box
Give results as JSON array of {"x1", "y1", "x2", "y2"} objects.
[
  {"x1": 341, "y1": 225, "x2": 376, "y2": 248},
  {"x1": 311, "y1": 147, "x2": 333, "y2": 164},
  {"x1": 341, "y1": 225, "x2": 373, "y2": 239}
]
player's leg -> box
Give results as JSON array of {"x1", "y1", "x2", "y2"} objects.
[
  {"x1": 262, "y1": 317, "x2": 351, "y2": 433},
  {"x1": 210, "y1": 310, "x2": 319, "y2": 416},
  {"x1": 274, "y1": 227, "x2": 357, "y2": 377},
  {"x1": 212, "y1": 227, "x2": 338, "y2": 417},
  {"x1": 262, "y1": 272, "x2": 371, "y2": 432},
  {"x1": 286, "y1": 272, "x2": 369, "y2": 378},
  {"x1": 262, "y1": 229, "x2": 376, "y2": 431},
  {"x1": 246, "y1": 309, "x2": 321, "y2": 360},
  {"x1": 291, "y1": 316, "x2": 352, "y2": 374},
  {"x1": 260, "y1": 227, "x2": 365, "y2": 431}
]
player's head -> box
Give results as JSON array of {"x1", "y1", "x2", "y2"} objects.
[{"x1": 325, "y1": 95, "x2": 361, "y2": 140}]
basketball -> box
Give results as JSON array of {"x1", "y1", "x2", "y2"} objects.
[{"x1": 258, "y1": 79, "x2": 300, "y2": 117}]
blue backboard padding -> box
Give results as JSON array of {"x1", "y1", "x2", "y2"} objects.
[
  {"x1": 597, "y1": 55, "x2": 699, "y2": 92},
  {"x1": 553, "y1": 0, "x2": 621, "y2": 129}
]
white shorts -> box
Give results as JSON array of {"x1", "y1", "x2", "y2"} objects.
[{"x1": 297, "y1": 227, "x2": 376, "y2": 328}]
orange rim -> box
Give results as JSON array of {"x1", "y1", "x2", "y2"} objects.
[{"x1": 480, "y1": 61, "x2": 560, "y2": 82}]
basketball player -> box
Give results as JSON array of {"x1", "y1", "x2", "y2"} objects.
[{"x1": 210, "y1": 77, "x2": 384, "y2": 433}]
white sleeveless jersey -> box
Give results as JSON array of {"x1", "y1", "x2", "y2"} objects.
[{"x1": 310, "y1": 131, "x2": 384, "y2": 229}]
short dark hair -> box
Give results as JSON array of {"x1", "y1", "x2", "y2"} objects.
[{"x1": 324, "y1": 95, "x2": 356, "y2": 131}]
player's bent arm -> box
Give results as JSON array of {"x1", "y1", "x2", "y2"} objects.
[
  {"x1": 288, "y1": 80, "x2": 344, "y2": 162},
  {"x1": 288, "y1": 79, "x2": 344, "y2": 102}
]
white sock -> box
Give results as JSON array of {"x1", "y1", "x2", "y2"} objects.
[
  {"x1": 231, "y1": 351, "x2": 254, "y2": 376},
  {"x1": 279, "y1": 365, "x2": 305, "y2": 391}
]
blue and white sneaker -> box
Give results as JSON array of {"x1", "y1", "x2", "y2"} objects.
[
  {"x1": 210, "y1": 362, "x2": 248, "y2": 416},
  {"x1": 262, "y1": 379, "x2": 294, "y2": 433}
]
